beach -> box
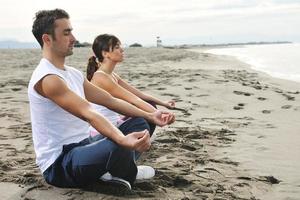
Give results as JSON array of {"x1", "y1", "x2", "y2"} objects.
[{"x1": 0, "y1": 47, "x2": 299, "y2": 199}]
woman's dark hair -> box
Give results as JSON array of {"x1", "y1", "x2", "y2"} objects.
[
  {"x1": 32, "y1": 9, "x2": 69, "y2": 48},
  {"x1": 86, "y1": 34, "x2": 120, "y2": 81}
]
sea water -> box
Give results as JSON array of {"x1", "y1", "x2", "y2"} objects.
[
  {"x1": 206, "y1": 43, "x2": 300, "y2": 83},
  {"x1": 206, "y1": 43, "x2": 300, "y2": 200}
]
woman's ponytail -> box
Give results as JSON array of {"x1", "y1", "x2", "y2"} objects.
[{"x1": 86, "y1": 56, "x2": 99, "y2": 81}]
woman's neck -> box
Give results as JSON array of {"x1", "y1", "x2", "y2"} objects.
[{"x1": 99, "y1": 61, "x2": 116, "y2": 74}]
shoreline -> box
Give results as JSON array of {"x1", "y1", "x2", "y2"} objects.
[
  {"x1": 188, "y1": 48, "x2": 300, "y2": 199},
  {"x1": 200, "y1": 43, "x2": 300, "y2": 84},
  {"x1": 0, "y1": 47, "x2": 299, "y2": 199}
]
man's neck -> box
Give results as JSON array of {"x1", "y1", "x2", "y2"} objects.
[{"x1": 43, "y1": 51, "x2": 66, "y2": 70}]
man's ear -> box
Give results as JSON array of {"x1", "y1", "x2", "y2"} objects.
[{"x1": 42, "y1": 34, "x2": 52, "y2": 46}]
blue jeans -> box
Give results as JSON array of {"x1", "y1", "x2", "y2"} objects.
[
  {"x1": 43, "y1": 117, "x2": 150, "y2": 188},
  {"x1": 145, "y1": 101, "x2": 157, "y2": 134}
]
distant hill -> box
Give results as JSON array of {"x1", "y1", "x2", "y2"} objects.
[
  {"x1": 74, "y1": 40, "x2": 91, "y2": 48},
  {"x1": 129, "y1": 43, "x2": 143, "y2": 47},
  {"x1": 0, "y1": 40, "x2": 39, "y2": 49}
]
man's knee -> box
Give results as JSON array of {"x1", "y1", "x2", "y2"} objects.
[
  {"x1": 68, "y1": 141, "x2": 135, "y2": 186},
  {"x1": 108, "y1": 145, "x2": 137, "y2": 184},
  {"x1": 109, "y1": 145, "x2": 135, "y2": 163}
]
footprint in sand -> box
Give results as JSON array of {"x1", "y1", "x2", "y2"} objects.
[
  {"x1": 281, "y1": 105, "x2": 292, "y2": 109},
  {"x1": 147, "y1": 83, "x2": 157, "y2": 87},
  {"x1": 134, "y1": 182, "x2": 157, "y2": 191},
  {"x1": 173, "y1": 176, "x2": 192, "y2": 187},
  {"x1": 11, "y1": 87, "x2": 22, "y2": 91},
  {"x1": 180, "y1": 144, "x2": 197, "y2": 151},
  {"x1": 196, "y1": 94, "x2": 209, "y2": 97},
  {"x1": 233, "y1": 103, "x2": 245, "y2": 110},
  {"x1": 156, "y1": 138, "x2": 179, "y2": 144},
  {"x1": 233, "y1": 91, "x2": 252, "y2": 96},
  {"x1": 187, "y1": 78, "x2": 197, "y2": 82},
  {"x1": 256, "y1": 176, "x2": 281, "y2": 184},
  {"x1": 262, "y1": 110, "x2": 272, "y2": 114},
  {"x1": 265, "y1": 123, "x2": 276, "y2": 128},
  {"x1": 287, "y1": 91, "x2": 300, "y2": 94},
  {"x1": 192, "y1": 103, "x2": 200, "y2": 107},
  {"x1": 215, "y1": 79, "x2": 229, "y2": 84},
  {"x1": 193, "y1": 185, "x2": 214, "y2": 194},
  {"x1": 161, "y1": 93, "x2": 179, "y2": 98},
  {"x1": 233, "y1": 106, "x2": 243, "y2": 110},
  {"x1": 257, "y1": 97, "x2": 267, "y2": 101},
  {"x1": 282, "y1": 93, "x2": 295, "y2": 101}
]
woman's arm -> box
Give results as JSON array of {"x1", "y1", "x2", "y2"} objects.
[
  {"x1": 91, "y1": 72, "x2": 156, "y2": 113},
  {"x1": 115, "y1": 73, "x2": 175, "y2": 109},
  {"x1": 84, "y1": 78, "x2": 173, "y2": 126}
]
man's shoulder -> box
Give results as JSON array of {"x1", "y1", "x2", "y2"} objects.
[
  {"x1": 30, "y1": 59, "x2": 62, "y2": 86},
  {"x1": 65, "y1": 65, "x2": 81, "y2": 73},
  {"x1": 32, "y1": 58, "x2": 52, "y2": 74},
  {"x1": 65, "y1": 65, "x2": 84, "y2": 80}
]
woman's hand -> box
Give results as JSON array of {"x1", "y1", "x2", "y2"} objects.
[
  {"x1": 164, "y1": 112, "x2": 175, "y2": 124},
  {"x1": 164, "y1": 100, "x2": 175, "y2": 109},
  {"x1": 148, "y1": 110, "x2": 175, "y2": 126}
]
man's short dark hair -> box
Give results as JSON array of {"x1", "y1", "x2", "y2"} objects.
[{"x1": 32, "y1": 9, "x2": 69, "y2": 48}]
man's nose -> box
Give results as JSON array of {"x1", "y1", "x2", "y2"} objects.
[{"x1": 70, "y1": 33, "x2": 76, "y2": 42}]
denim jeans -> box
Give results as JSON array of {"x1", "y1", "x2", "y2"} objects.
[
  {"x1": 145, "y1": 100, "x2": 157, "y2": 134},
  {"x1": 43, "y1": 117, "x2": 150, "y2": 188}
]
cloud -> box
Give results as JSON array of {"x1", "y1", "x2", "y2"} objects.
[{"x1": 0, "y1": 0, "x2": 300, "y2": 44}]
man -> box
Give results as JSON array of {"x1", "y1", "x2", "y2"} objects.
[{"x1": 28, "y1": 8, "x2": 175, "y2": 189}]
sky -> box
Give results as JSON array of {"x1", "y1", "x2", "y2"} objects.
[{"x1": 0, "y1": 0, "x2": 300, "y2": 46}]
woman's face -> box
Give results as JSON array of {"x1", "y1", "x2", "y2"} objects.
[{"x1": 106, "y1": 42, "x2": 124, "y2": 62}]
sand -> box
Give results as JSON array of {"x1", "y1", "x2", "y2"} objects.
[{"x1": 0, "y1": 47, "x2": 299, "y2": 199}]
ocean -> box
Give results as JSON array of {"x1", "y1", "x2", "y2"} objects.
[
  {"x1": 206, "y1": 43, "x2": 300, "y2": 83},
  {"x1": 206, "y1": 43, "x2": 300, "y2": 200}
]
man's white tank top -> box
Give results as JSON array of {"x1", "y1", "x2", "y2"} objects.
[{"x1": 28, "y1": 58, "x2": 89, "y2": 173}]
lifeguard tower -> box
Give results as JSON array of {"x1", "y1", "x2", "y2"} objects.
[{"x1": 156, "y1": 36, "x2": 162, "y2": 47}]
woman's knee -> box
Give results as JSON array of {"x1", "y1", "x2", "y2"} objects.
[{"x1": 119, "y1": 117, "x2": 150, "y2": 135}]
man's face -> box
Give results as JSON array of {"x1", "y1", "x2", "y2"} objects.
[{"x1": 50, "y1": 18, "x2": 76, "y2": 57}]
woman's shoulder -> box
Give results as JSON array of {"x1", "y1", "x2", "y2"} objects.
[
  {"x1": 112, "y1": 72, "x2": 121, "y2": 81},
  {"x1": 93, "y1": 71, "x2": 110, "y2": 79},
  {"x1": 93, "y1": 71, "x2": 118, "y2": 86}
]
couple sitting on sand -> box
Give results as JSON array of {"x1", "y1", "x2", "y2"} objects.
[{"x1": 28, "y1": 8, "x2": 176, "y2": 190}]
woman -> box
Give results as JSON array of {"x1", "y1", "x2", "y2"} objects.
[{"x1": 86, "y1": 34, "x2": 175, "y2": 137}]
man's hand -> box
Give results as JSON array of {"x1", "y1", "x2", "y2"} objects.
[
  {"x1": 148, "y1": 110, "x2": 175, "y2": 127},
  {"x1": 120, "y1": 130, "x2": 151, "y2": 152}
]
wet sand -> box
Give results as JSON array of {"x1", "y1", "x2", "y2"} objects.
[{"x1": 0, "y1": 47, "x2": 299, "y2": 199}]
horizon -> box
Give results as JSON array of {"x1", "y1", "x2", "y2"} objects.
[
  {"x1": 0, "y1": 39, "x2": 295, "y2": 49},
  {"x1": 1, "y1": 0, "x2": 300, "y2": 46}
]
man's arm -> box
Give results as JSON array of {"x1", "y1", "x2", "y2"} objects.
[
  {"x1": 34, "y1": 74, "x2": 150, "y2": 151},
  {"x1": 83, "y1": 78, "x2": 173, "y2": 126}
]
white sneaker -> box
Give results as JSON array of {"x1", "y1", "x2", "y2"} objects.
[
  {"x1": 136, "y1": 165, "x2": 155, "y2": 181},
  {"x1": 100, "y1": 172, "x2": 132, "y2": 190}
]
